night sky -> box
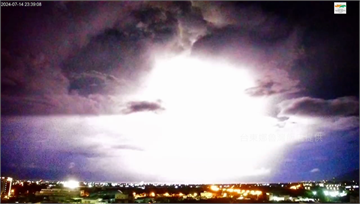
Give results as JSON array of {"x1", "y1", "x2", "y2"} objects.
[{"x1": 1, "y1": 1, "x2": 359, "y2": 183}]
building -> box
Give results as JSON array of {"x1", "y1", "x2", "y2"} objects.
[
  {"x1": 134, "y1": 197, "x2": 154, "y2": 203},
  {"x1": 326, "y1": 183, "x2": 341, "y2": 191},
  {"x1": 115, "y1": 191, "x2": 133, "y2": 203},
  {"x1": 79, "y1": 190, "x2": 132, "y2": 203},
  {"x1": 35, "y1": 188, "x2": 80, "y2": 203},
  {"x1": 345, "y1": 185, "x2": 359, "y2": 191},
  {"x1": 1, "y1": 177, "x2": 13, "y2": 198},
  {"x1": 303, "y1": 182, "x2": 314, "y2": 190}
]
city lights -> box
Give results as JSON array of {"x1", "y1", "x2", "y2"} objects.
[
  {"x1": 1, "y1": 178, "x2": 357, "y2": 203},
  {"x1": 210, "y1": 185, "x2": 220, "y2": 191},
  {"x1": 323, "y1": 190, "x2": 347, "y2": 198},
  {"x1": 227, "y1": 188, "x2": 234, "y2": 193},
  {"x1": 329, "y1": 191, "x2": 339, "y2": 197},
  {"x1": 339, "y1": 191, "x2": 347, "y2": 197},
  {"x1": 290, "y1": 184, "x2": 301, "y2": 190}
]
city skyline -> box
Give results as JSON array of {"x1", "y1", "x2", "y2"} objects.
[
  {"x1": 2, "y1": 175, "x2": 359, "y2": 203},
  {"x1": 1, "y1": 1, "x2": 359, "y2": 183}
]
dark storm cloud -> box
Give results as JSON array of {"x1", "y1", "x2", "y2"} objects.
[
  {"x1": 1, "y1": 2, "x2": 192, "y2": 116},
  {"x1": 2, "y1": 1, "x2": 304, "y2": 116},
  {"x1": 1, "y1": 51, "x2": 69, "y2": 96},
  {"x1": 2, "y1": 2, "x2": 144, "y2": 61},
  {"x1": 0, "y1": 2, "x2": 151, "y2": 116},
  {"x1": 123, "y1": 101, "x2": 165, "y2": 114},
  {"x1": 191, "y1": 23, "x2": 304, "y2": 66},
  {"x1": 278, "y1": 96, "x2": 359, "y2": 117},
  {"x1": 131, "y1": 6, "x2": 179, "y2": 44},
  {"x1": 245, "y1": 78, "x2": 300, "y2": 97},
  {"x1": 143, "y1": 1, "x2": 208, "y2": 44},
  {"x1": 245, "y1": 80, "x2": 277, "y2": 96},
  {"x1": 190, "y1": 3, "x2": 304, "y2": 99},
  {"x1": 62, "y1": 3, "x2": 186, "y2": 96},
  {"x1": 68, "y1": 70, "x2": 126, "y2": 96},
  {"x1": 1, "y1": 93, "x2": 123, "y2": 116},
  {"x1": 1, "y1": 51, "x2": 74, "y2": 115}
]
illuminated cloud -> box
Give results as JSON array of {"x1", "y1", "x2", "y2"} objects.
[
  {"x1": 310, "y1": 168, "x2": 320, "y2": 173},
  {"x1": 245, "y1": 78, "x2": 300, "y2": 97},
  {"x1": 1, "y1": 55, "x2": 310, "y2": 182},
  {"x1": 278, "y1": 96, "x2": 359, "y2": 117},
  {"x1": 277, "y1": 96, "x2": 359, "y2": 133}
]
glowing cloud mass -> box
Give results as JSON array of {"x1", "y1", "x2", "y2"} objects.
[
  {"x1": 3, "y1": 56, "x2": 321, "y2": 183},
  {"x1": 126, "y1": 56, "x2": 278, "y2": 182}
]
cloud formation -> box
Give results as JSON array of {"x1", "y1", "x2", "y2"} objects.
[
  {"x1": 123, "y1": 100, "x2": 165, "y2": 114},
  {"x1": 278, "y1": 96, "x2": 359, "y2": 117},
  {"x1": 310, "y1": 168, "x2": 320, "y2": 173},
  {"x1": 2, "y1": 2, "x2": 358, "y2": 182},
  {"x1": 245, "y1": 76, "x2": 300, "y2": 97},
  {"x1": 2, "y1": 1, "x2": 305, "y2": 117}
]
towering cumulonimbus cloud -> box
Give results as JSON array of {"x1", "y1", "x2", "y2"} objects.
[
  {"x1": 1, "y1": 2, "x2": 358, "y2": 182},
  {"x1": 2, "y1": 2, "x2": 306, "y2": 116}
]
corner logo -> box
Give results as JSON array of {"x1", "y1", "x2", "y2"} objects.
[{"x1": 334, "y1": 2, "x2": 346, "y2": 14}]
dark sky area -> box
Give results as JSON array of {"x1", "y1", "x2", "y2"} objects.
[{"x1": 1, "y1": 1, "x2": 359, "y2": 183}]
